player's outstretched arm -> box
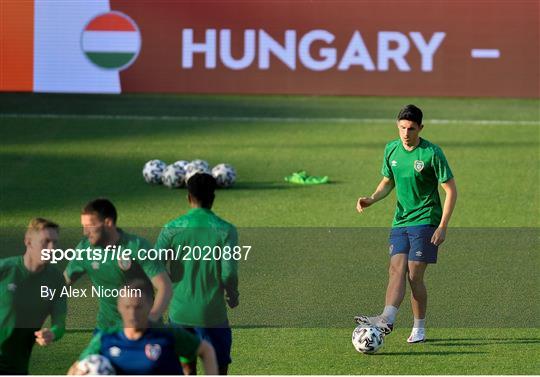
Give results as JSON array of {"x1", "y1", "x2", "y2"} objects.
[
  {"x1": 148, "y1": 272, "x2": 172, "y2": 322},
  {"x1": 431, "y1": 178, "x2": 458, "y2": 246},
  {"x1": 35, "y1": 310, "x2": 66, "y2": 346},
  {"x1": 197, "y1": 340, "x2": 218, "y2": 375},
  {"x1": 357, "y1": 177, "x2": 395, "y2": 213},
  {"x1": 37, "y1": 274, "x2": 68, "y2": 346},
  {"x1": 63, "y1": 266, "x2": 85, "y2": 285},
  {"x1": 35, "y1": 328, "x2": 55, "y2": 346}
]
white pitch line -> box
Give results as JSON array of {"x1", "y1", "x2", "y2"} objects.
[{"x1": 0, "y1": 113, "x2": 538, "y2": 125}]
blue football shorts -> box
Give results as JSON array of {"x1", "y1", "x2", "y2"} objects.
[{"x1": 388, "y1": 225, "x2": 438, "y2": 264}]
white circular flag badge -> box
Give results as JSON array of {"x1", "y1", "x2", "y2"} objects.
[{"x1": 81, "y1": 11, "x2": 141, "y2": 70}]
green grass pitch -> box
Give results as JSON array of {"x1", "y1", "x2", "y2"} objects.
[{"x1": 0, "y1": 93, "x2": 539, "y2": 374}]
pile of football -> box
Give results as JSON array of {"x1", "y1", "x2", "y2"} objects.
[{"x1": 142, "y1": 159, "x2": 236, "y2": 189}]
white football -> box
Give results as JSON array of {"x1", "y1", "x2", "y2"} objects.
[
  {"x1": 352, "y1": 325, "x2": 384, "y2": 354},
  {"x1": 189, "y1": 159, "x2": 210, "y2": 171},
  {"x1": 212, "y1": 163, "x2": 236, "y2": 188},
  {"x1": 185, "y1": 160, "x2": 211, "y2": 182},
  {"x1": 77, "y1": 354, "x2": 115, "y2": 375},
  {"x1": 162, "y1": 160, "x2": 189, "y2": 188},
  {"x1": 142, "y1": 159, "x2": 167, "y2": 184}
]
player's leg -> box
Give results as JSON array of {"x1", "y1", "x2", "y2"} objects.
[
  {"x1": 406, "y1": 225, "x2": 438, "y2": 343},
  {"x1": 355, "y1": 227, "x2": 409, "y2": 334},
  {"x1": 182, "y1": 325, "x2": 232, "y2": 374},
  {"x1": 408, "y1": 261, "x2": 428, "y2": 319},
  {"x1": 385, "y1": 253, "x2": 408, "y2": 311},
  {"x1": 202, "y1": 325, "x2": 232, "y2": 375},
  {"x1": 407, "y1": 260, "x2": 428, "y2": 343}
]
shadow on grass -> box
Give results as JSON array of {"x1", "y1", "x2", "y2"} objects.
[
  {"x1": 428, "y1": 337, "x2": 540, "y2": 346},
  {"x1": 232, "y1": 182, "x2": 302, "y2": 190},
  {"x1": 376, "y1": 351, "x2": 487, "y2": 356},
  {"x1": 232, "y1": 181, "x2": 342, "y2": 190},
  {"x1": 66, "y1": 329, "x2": 94, "y2": 334},
  {"x1": 231, "y1": 324, "x2": 286, "y2": 329}
]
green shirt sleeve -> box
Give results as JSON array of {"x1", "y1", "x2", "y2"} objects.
[
  {"x1": 432, "y1": 146, "x2": 454, "y2": 183},
  {"x1": 154, "y1": 226, "x2": 174, "y2": 251},
  {"x1": 172, "y1": 327, "x2": 201, "y2": 364},
  {"x1": 50, "y1": 273, "x2": 67, "y2": 341},
  {"x1": 79, "y1": 332, "x2": 103, "y2": 360},
  {"x1": 137, "y1": 237, "x2": 166, "y2": 278},
  {"x1": 381, "y1": 144, "x2": 393, "y2": 179},
  {"x1": 221, "y1": 226, "x2": 239, "y2": 300},
  {"x1": 0, "y1": 258, "x2": 10, "y2": 277},
  {"x1": 64, "y1": 240, "x2": 87, "y2": 283}
]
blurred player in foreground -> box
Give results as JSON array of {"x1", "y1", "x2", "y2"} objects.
[
  {"x1": 355, "y1": 105, "x2": 457, "y2": 343},
  {"x1": 68, "y1": 279, "x2": 217, "y2": 375},
  {"x1": 64, "y1": 198, "x2": 172, "y2": 331},
  {"x1": 0, "y1": 218, "x2": 66, "y2": 374},
  {"x1": 155, "y1": 173, "x2": 239, "y2": 375}
]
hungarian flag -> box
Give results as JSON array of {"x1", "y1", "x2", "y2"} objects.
[{"x1": 81, "y1": 11, "x2": 141, "y2": 70}]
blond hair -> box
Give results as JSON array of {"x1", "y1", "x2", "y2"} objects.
[{"x1": 26, "y1": 217, "x2": 59, "y2": 236}]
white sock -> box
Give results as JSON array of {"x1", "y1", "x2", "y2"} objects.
[
  {"x1": 413, "y1": 318, "x2": 426, "y2": 329},
  {"x1": 381, "y1": 305, "x2": 398, "y2": 324}
]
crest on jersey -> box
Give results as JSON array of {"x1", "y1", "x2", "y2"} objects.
[
  {"x1": 145, "y1": 344, "x2": 162, "y2": 361},
  {"x1": 109, "y1": 346, "x2": 121, "y2": 357},
  {"x1": 91, "y1": 261, "x2": 100, "y2": 270},
  {"x1": 414, "y1": 160, "x2": 424, "y2": 172},
  {"x1": 118, "y1": 258, "x2": 132, "y2": 271}
]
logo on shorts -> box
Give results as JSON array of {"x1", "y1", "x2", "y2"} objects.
[
  {"x1": 109, "y1": 346, "x2": 121, "y2": 357},
  {"x1": 389, "y1": 244, "x2": 394, "y2": 254},
  {"x1": 415, "y1": 250, "x2": 423, "y2": 257},
  {"x1": 118, "y1": 258, "x2": 132, "y2": 271},
  {"x1": 145, "y1": 344, "x2": 161, "y2": 361},
  {"x1": 7, "y1": 283, "x2": 17, "y2": 292},
  {"x1": 414, "y1": 160, "x2": 424, "y2": 172}
]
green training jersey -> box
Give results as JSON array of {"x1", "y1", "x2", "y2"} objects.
[
  {"x1": 381, "y1": 138, "x2": 453, "y2": 227},
  {"x1": 65, "y1": 230, "x2": 165, "y2": 330},
  {"x1": 0, "y1": 256, "x2": 67, "y2": 374},
  {"x1": 155, "y1": 208, "x2": 239, "y2": 327}
]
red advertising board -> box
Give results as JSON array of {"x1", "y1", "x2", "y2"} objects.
[
  {"x1": 111, "y1": 0, "x2": 539, "y2": 97},
  {"x1": 1, "y1": 1, "x2": 537, "y2": 96}
]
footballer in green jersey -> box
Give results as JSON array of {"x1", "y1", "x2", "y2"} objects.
[
  {"x1": 354, "y1": 105, "x2": 457, "y2": 344},
  {"x1": 155, "y1": 173, "x2": 239, "y2": 375},
  {"x1": 64, "y1": 199, "x2": 172, "y2": 331},
  {"x1": 0, "y1": 218, "x2": 67, "y2": 374}
]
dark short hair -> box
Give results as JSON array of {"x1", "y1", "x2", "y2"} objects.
[
  {"x1": 187, "y1": 173, "x2": 217, "y2": 209},
  {"x1": 397, "y1": 104, "x2": 423, "y2": 126},
  {"x1": 82, "y1": 198, "x2": 117, "y2": 224}
]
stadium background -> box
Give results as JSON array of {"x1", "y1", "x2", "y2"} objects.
[{"x1": 1, "y1": 0, "x2": 539, "y2": 374}]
